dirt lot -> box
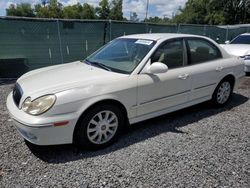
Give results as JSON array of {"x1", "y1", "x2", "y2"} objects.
[{"x1": 0, "y1": 77, "x2": 249, "y2": 188}]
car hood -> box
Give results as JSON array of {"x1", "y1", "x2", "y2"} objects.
[
  {"x1": 17, "y1": 61, "x2": 127, "y2": 97},
  {"x1": 221, "y1": 44, "x2": 250, "y2": 56}
]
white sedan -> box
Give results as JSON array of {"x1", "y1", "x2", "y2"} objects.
[
  {"x1": 7, "y1": 33, "x2": 245, "y2": 149},
  {"x1": 221, "y1": 33, "x2": 250, "y2": 74}
]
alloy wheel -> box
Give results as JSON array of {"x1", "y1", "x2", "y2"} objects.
[
  {"x1": 216, "y1": 81, "x2": 231, "y2": 104},
  {"x1": 87, "y1": 110, "x2": 118, "y2": 144}
]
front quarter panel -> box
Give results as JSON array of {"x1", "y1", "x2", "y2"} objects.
[{"x1": 46, "y1": 75, "x2": 138, "y2": 120}]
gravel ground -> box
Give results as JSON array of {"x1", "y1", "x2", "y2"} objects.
[{"x1": 0, "y1": 77, "x2": 249, "y2": 188}]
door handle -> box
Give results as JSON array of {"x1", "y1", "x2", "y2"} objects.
[
  {"x1": 216, "y1": 66, "x2": 223, "y2": 72},
  {"x1": 178, "y1": 74, "x2": 189, "y2": 80}
]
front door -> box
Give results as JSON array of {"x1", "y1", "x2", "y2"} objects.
[{"x1": 137, "y1": 38, "x2": 192, "y2": 116}]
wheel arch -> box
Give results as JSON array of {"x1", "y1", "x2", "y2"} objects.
[
  {"x1": 213, "y1": 73, "x2": 236, "y2": 95},
  {"x1": 220, "y1": 74, "x2": 236, "y2": 87},
  {"x1": 73, "y1": 98, "x2": 129, "y2": 142}
]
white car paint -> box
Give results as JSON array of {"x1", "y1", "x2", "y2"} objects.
[
  {"x1": 221, "y1": 33, "x2": 250, "y2": 72},
  {"x1": 6, "y1": 33, "x2": 245, "y2": 146}
]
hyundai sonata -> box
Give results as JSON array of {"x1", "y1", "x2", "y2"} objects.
[{"x1": 7, "y1": 33, "x2": 245, "y2": 149}]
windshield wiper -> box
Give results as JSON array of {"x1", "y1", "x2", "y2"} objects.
[
  {"x1": 84, "y1": 59, "x2": 111, "y2": 71},
  {"x1": 92, "y1": 62, "x2": 112, "y2": 71}
]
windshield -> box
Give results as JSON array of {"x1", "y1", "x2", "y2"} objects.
[
  {"x1": 85, "y1": 38, "x2": 156, "y2": 74},
  {"x1": 230, "y1": 35, "x2": 250, "y2": 44}
]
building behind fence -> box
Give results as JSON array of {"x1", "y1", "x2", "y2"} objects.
[{"x1": 0, "y1": 17, "x2": 250, "y2": 78}]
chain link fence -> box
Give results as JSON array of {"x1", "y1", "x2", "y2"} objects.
[{"x1": 0, "y1": 17, "x2": 250, "y2": 78}]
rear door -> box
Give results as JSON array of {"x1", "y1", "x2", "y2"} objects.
[{"x1": 184, "y1": 38, "x2": 224, "y2": 101}]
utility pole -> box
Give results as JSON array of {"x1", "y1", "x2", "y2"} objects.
[{"x1": 145, "y1": 0, "x2": 149, "y2": 21}]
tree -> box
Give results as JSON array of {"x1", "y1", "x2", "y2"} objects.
[
  {"x1": 62, "y1": 3, "x2": 96, "y2": 19},
  {"x1": 62, "y1": 3, "x2": 82, "y2": 19},
  {"x1": 6, "y1": 3, "x2": 35, "y2": 17},
  {"x1": 172, "y1": 0, "x2": 250, "y2": 25},
  {"x1": 204, "y1": 0, "x2": 226, "y2": 25},
  {"x1": 110, "y1": 0, "x2": 123, "y2": 20},
  {"x1": 130, "y1": 12, "x2": 139, "y2": 22},
  {"x1": 96, "y1": 0, "x2": 110, "y2": 19},
  {"x1": 145, "y1": 16, "x2": 170, "y2": 24},
  {"x1": 35, "y1": 0, "x2": 63, "y2": 18},
  {"x1": 35, "y1": 4, "x2": 49, "y2": 18},
  {"x1": 223, "y1": 0, "x2": 250, "y2": 24},
  {"x1": 172, "y1": 0, "x2": 209, "y2": 24},
  {"x1": 80, "y1": 3, "x2": 96, "y2": 19}
]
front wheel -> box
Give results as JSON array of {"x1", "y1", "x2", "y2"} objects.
[
  {"x1": 74, "y1": 104, "x2": 125, "y2": 150},
  {"x1": 212, "y1": 79, "x2": 233, "y2": 106}
]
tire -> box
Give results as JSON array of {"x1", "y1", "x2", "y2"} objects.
[
  {"x1": 74, "y1": 104, "x2": 125, "y2": 150},
  {"x1": 212, "y1": 79, "x2": 233, "y2": 107}
]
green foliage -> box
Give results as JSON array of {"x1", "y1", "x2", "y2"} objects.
[
  {"x1": 145, "y1": 16, "x2": 170, "y2": 24},
  {"x1": 96, "y1": 0, "x2": 110, "y2": 20},
  {"x1": 81, "y1": 3, "x2": 96, "y2": 19},
  {"x1": 6, "y1": 3, "x2": 35, "y2": 17},
  {"x1": 62, "y1": 3, "x2": 82, "y2": 19},
  {"x1": 35, "y1": 0, "x2": 63, "y2": 18},
  {"x1": 172, "y1": 0, "x2": 208, "y2": 24},
  {"x1": 5, "y1": 0, "x2": 250, "y2": 24},
  {"x1": 223, "y1": 0, "x2": 250, "y2": 24},
  {"x1": 62, "y1": 3, "x2": 96, "y2": 19},
  {"x1": 110, "y1": 0, "x2": 123, "y2": 20},
  {"x1": 5, "y1": 0, "x2": 123, "y2": 20},
  {"x1": 172, "y1": 0, "x2": 250, "y2": 25}
]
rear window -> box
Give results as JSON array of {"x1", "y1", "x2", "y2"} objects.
[{"x1": 186, "y1": 38, "x2": 222, "y2": 64}]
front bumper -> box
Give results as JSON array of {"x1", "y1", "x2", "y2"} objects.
[{"x1": 6, "y1": 93, "x2": 79, "y2": 145}]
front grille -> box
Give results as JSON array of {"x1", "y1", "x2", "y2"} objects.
[{"x1": 13, "y1": 83, "x2": 23, "y2": 107}]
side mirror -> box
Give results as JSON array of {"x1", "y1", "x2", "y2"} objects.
[
  {"x1": 225, "y1": 40, "x2": 230, "y2": 44},
  {"x1": 147, "y1": 62, "x2": 168, "y2": 74}
]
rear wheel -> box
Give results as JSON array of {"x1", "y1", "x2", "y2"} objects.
[
  {"x1": 212, "y1": 79, "x2": 233, "y2": 106},
  {"x1": 74, "y1": 104, "x2": 125, "y2": 150}
]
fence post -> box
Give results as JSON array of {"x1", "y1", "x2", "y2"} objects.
[
  {"x1": 203, "y1": 25, "x2": 207, "y2": 36},
  {"x1": 177, "y1": 24, "x2": 180, "y2": 33},
  {"x1": 146, "y1": 22, "x2": 149, "y2": 33},
  {"x1": 56, "y1": 19, "x2": 64, "y2": 64},
  {"x1": 103, "y1": 21, "x2": 107, "y2": 45},
  {"x1": 226, "y1": 25, "x2": 229, "y2": 41},
  {"x1": 109, "y1": 19, "x2": 112, "y2": 41}
]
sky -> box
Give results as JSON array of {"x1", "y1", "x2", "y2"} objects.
[{"x1": 0, "y1": 0, "x2": 188, "y2": 20}]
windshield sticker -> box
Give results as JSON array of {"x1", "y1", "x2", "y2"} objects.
[{"x1": 135, "y1": 39, "x2": 153, "y2": 45}]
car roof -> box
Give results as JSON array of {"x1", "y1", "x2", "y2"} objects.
[{"x1": 119, "y1": 33, "x2": 204, "y2": 41}]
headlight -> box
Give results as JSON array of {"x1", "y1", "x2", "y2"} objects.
[{"x1": 22, "y1": 95, "x2": 56, "y2": 115}]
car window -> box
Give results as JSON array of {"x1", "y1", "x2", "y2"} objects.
[
  {"x1": 186, "y1": 38, "x2": 221, "y2": 64},
  {"x1": 230, "y1": 35, "x2": 250, "y2": 44},
  {"x1": 100, "y1": 39, "x2": 132, "y2": 58},
  {"x1": 86, "y1": 38, "x2": 156, "y2": 74},
  {"x1": 151, "y1": 39, "x2": 184, "y2": 69}
]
